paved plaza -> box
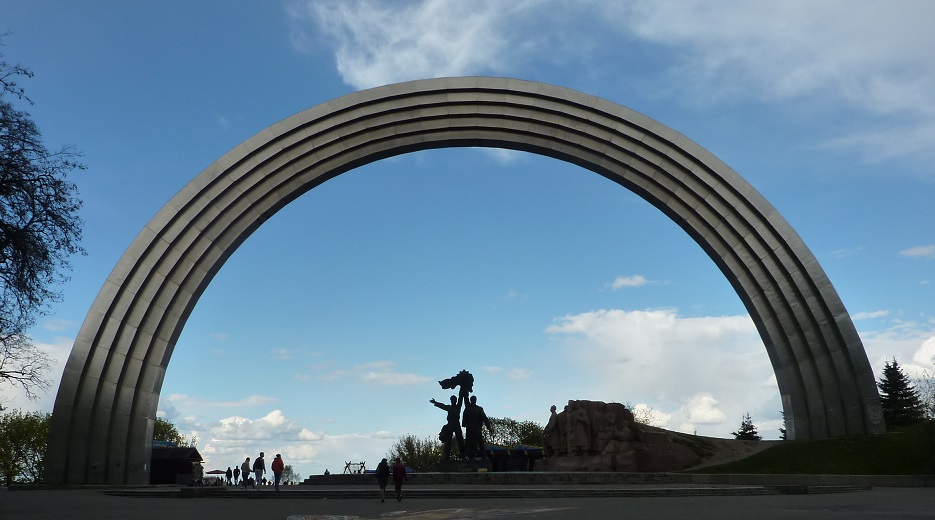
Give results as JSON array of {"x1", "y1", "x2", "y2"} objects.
[{"x1": 3, "y1": 486, "x2": 934, "y2": 520}]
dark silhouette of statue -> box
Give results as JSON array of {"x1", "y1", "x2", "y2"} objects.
[
  {"x1": 430, "y1": 395, "x2": 465, "y2": 460},
  {"x1": 438, "y1": 370, "x2": 474, "y2": 402},
  {"x1": 462, "y1": 395, "x2": 493, "y2": 459}
]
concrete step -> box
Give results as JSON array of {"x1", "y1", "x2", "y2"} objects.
[{"x1": 105, "y1": 484, "x2": 871, "y2": 499}]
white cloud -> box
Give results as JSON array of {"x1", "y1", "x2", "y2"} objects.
[
  {"x1": 300, "y1": 360, "x2": 430, "y2": 385},
  {"x1": 273, "y1": 348, "x2": 295, "y2": 360},
  {"x1": 361, "y1": 370, "x2": 430, "y2": 386},
  {"x1": 543, "y1": 309, "x2": 935, "y2": 438},
  {"x1": 911, "y1": 336, "x2": 935, "y2": 373},
  {"x1": 852, "y1": 310, "x2": 890, "y2": 320},
  {"x1": 546, "y1": 308, "x2": 778, "y2": 437},
  {"x1": 164, "y1": 394, "x2": 277, "y2": 409},
  {"x1": 41, "y1": 319, "x2": 76, "y2": 332},
  {"x1": 357, "y1": 361, "x2": 432, "y2": 386},
  {"x1": 178, "y1": 408, "x2": 400, "y2": 478},
  {"x1": 507, "y1": 368, "x2": 533, "y2": 380},
  {"x1": 827, "y1": 246, "x2": 866, "y2": 260},
  {"x1": 609, "y1": 275, "x2": 648, "y2": 289},
  {"x1": 604, "y1": 0, "x2": 935, "y2": 162},
  {"x1": 483, "y1": 148, "x2": 524, "y2": 165},
  {"x1": 900, "y1": 245, "x2": 935, "y2": 259},
  {"x1": 290, "y1": 0, "x2": 935, "y2": 164},
  {"x1": 858, "y1": 320, "x2": 935, "y2": 378},
  {"x1": 287, "y1": 0, "x2": 524, "y2": 89},
  {"x1": 683, "y1": 393, "x2": 728, "y2": 425}
]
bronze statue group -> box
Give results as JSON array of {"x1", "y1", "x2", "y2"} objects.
[{"x1": 430, "y1": 370, "x2": 493, "y2": 460}]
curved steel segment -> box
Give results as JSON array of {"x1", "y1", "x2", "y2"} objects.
[{"x1": 46, "y1": 77, "x2": 884, "y2": 484}]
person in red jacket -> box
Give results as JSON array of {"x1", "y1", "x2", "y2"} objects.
[
  {"x1": 271, "y1": 453, "x2": 285, "y2": 491},
  {"x1": 391, "y1": 457, "x2": 407, "y2": 502}
]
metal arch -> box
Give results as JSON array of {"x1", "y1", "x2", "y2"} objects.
[{"x1": 45, "y1": 77, "x2": 884, "y2": 484}]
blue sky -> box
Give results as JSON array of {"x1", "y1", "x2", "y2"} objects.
[{"x1": 3, "y1": 0, "x2": 934, "y2": 479}]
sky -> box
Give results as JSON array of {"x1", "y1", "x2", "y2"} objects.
[{"x1": 2, "y1": 0, "x2": 934, "y2": 479}]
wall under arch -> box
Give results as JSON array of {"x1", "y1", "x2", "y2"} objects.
[{"x1": 45, "y1": 77, "x2": 884, "y2": 485}]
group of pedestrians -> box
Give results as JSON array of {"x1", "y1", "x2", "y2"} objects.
[
  {"x1": 232, "y1": 452, "x2": 287, "y2": 491},
  {"x1": 221, "y1": 452, "x2": 411, "y2": 502},
  {"x1": 375, "y1": 457, "x2": 408, "y2": 502}
]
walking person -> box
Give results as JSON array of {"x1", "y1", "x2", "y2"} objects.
[
  {"x1": 252, "y1": 452, "x2": 266, "y2": 489},
  {"x1": 225, "y1": 466, "x2": 233, "y2": 486},
  {"x1": 240, "y1": 457, "x2": 251, "y2": 488},
  {"x1": 375, "y1": 458, "x2": 390, "y2": 502},
  {"x1": 271, "y1": 453, "x2": 285, "y2": 491},
  {"x1": 233, "y1": 464, "x2": 241, "y2": 486},
  {"x1": 391, "y1": 458, "x2": 407, "y2": 502}
]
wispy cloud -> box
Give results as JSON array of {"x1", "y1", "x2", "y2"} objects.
[
  {"x1": 607, "y1": 1, "x2": 935, "y2": 163},
  {"x1": 507, "y1": 368, "x2": 533, "y2": 380},
  {"x1": 217, "y1": 115, "x2": 231, "y2": 132},
  {"x1": 900, "y1": 245, "x2": 935, "y2": 259},
  {"x1": 852, "y1": 310, "x2": 890, "y2": 320},
  {"x1": 42, "y1": 319, "x2": 76, "y2": 332},
  {"x1": 827, "y1": 246, "x2": 866, "y2": 260},
  {"x1": 273, "y1": 348, "x2": 295, "y2": 360},
  {"x1": 607, "y1": 275, "x2": 649, "y2": 290},
  {"x1": 310, "y1": 360, "x2": 431, "y2": 386},
  {"x1": 165, "y1": 394, "x2": 277, "y2": 408},
  {"x1": 289, "y1": 0, "x2": 935, "y2": 165}
]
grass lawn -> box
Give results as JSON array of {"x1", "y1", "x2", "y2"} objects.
[{"x1": 690, "y1": 421, "x2": 935, "y2": 475}]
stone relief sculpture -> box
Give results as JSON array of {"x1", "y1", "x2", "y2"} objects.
[{"x1": 536, "y1": 400, "x2": 700, "y2": 472}]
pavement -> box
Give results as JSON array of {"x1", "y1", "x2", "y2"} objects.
[{"x1": 3, "y1": 482, "x2": 935, "y2": 519}]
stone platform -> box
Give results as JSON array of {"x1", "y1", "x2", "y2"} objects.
[{"x1": 88, "y1": 471, "x2": 935, "y2": 500}]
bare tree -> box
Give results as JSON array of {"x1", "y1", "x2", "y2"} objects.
[
  {"x1": 0, "y1": 333, "x2": 50, "y2": 403},
  {"x1": 0, "y1": 37, "x2": 84, "y2": 400},
  {"x1": 915, "y1": 370, "x2": 935, "y2": 421},
  {"x1": 280, "y1": 464, "x2": 301, "y2": 484}
]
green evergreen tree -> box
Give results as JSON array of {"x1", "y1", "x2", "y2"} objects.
[
  {"x1": 731, "y1": 412, "x2": 761, "y2": 441},
  {"x1": 877, "y1": 359, "x2": 925, "y2": 427}
]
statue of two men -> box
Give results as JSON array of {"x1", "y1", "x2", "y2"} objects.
[{"x1": 430, "y1": 370, "x2": 491, "y2": 460}]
